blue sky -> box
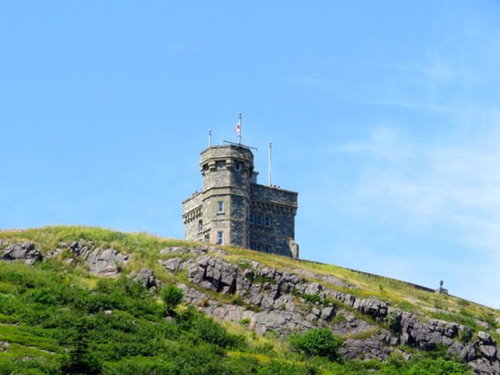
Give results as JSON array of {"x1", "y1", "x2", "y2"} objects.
[{"x1": 1, "y1": 1, "x2": 500, "y2": 308}]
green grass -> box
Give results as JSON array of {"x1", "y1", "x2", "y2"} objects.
[
  {"x1": 0, "y1": 226, "x2": 492, "y2": 374},
  {"x1": 2, "y1": 226, "x2": 499, "y2": 328}
]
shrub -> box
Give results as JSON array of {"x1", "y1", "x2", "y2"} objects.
[
  {"x1": 331, "y1": 313, "x2": 347, "y2": 324},
  {"x1": 302, "y1": 293, "x2": 321, "y2": 304},
  {"x1": 61, "y1": 319, "x2": 102, "y2": 375},
  {"x1": 289, "y1": 328, "x2": 342, "y2": 361},
  {"x1": 385, "y1": 355, "x2": 471, "y2": 374},
  {"x1": 161, "y1": 284, "x2": 183, "y2": 313},
  {"x1": 191, "y1": 316, "x2": 243, "y2": 348},
  {"x1": 257, "y1": 359, "x2": 309, "y2": 375},
  {"x1": 240, "y1": 317, "x2": 251, "y2": 326},
  {"x1": 387, "y1": 311, "x2": 401, "y2": 334},
  {"x1": 481, "y1": 313, "x2": 497, "y2": 329},
  {"x1": 458, "y1": 329, "x2": 473, "y2": 344}
]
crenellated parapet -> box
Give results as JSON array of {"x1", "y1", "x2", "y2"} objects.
[{"x1": 182, "y1": 143, "x2": 298, "y2": 257}]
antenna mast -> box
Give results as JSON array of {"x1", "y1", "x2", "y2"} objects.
[
  {"x1": 268, "y1": 141, "x2": 273, "y2": 186},
  {"x1": 208, "y1": 129, "x2": 212, "y2": 147}
]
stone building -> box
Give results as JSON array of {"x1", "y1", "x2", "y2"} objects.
[{"x1": 182, "y1": 144, "x2": 299, "y2": 258}]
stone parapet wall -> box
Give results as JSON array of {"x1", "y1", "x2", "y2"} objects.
[
  {"x1": 250, "y1": 184, "x2": 297, "y2": 207},
  {"x1": 183, "y1": 144, "x2": 299, "y2": 257},
  {"x1": 200, "y1": 145, "x2": 254, "y2": 167}
]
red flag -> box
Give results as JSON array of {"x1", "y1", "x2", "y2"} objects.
[{"x1": 234, "y1": 118, "x2": 241, "y2": 135}]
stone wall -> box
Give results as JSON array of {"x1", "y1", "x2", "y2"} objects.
[
  {"x1": 182, "y1": 192, "x2": 203, "y2": 242},
  {"x1": 249, "y1": 184, "x2": 297, "y2": 256},
  {"x1": 182, "y1": 144, "x2": 299, "y2": 257}
]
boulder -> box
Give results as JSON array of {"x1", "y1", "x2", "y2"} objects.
[
  {"x1": 134, "y1": 268, "x2": 159, "y2": 291},
  {"x1": 1, "y1": 242, "x2": 43, "y2": 265},
  {"x1": 479, "y1": 345, "x2": 497, "y2": 360},
  {"x1": 469, "y1": 358, "x2": 500, "y2": 375},
  {"x1": 160, "y1": 257, "x2": 184, "y2": 272},
  {"x1": 478, "y1": 331, "x2": 495, "y2": 345},
  {"x1": 342, "y1": 335, "x2": 391, "y2": 360},
  {"x1": 85, "y1": 248, "x2": 129, "y2": 275},
  {"x1": 69, "y1": 240, "x2": 94, "y2": 258}
]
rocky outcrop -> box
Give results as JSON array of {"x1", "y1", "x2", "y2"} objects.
[
  {"x1": 341, "y1": 333, "x2": 392, "y2": 360},
  {"x1": 68, "y1": 240, "x2": 129, "y2": 275},
  {"x1": 160, "y1": 245, "x2": 228, "y2": 257},
  {"x1": 1, "y1": 242, "x2": 43, "y2": 265},
  {"x1": 133, "y1": 268, "x2": 160, "y2": 291},
  {"x1": 160, "y1": 257, "x2": 185, "y2": 272},
  {"x1": 184, "y1": 255, "x2": 500, "y2": 374},
  {"x1": 1, "y1": 238, "x2": 498, "y2": 374}
]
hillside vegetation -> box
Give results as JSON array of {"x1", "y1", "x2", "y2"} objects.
[{"x1": 0, "y1": 226, "x2": 498, "y2": 374}]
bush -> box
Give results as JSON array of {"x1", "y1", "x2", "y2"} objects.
[
  {"x1": 387, "y1": 312, "x2": 401, "y2": 334},
  {"x1": 458, "y1": 329, "x2": 472, "y2": 344},
  {"x1": 289, "y1": 328, "x2": 342, "y2": 361},
  {"x1": 383, "y1": 355, "x2": 471, "y2": 375},
  {"x1": 257, "y1": 359, "x2": 309, "y2": 375},
  {"x1": 160, "y1": 284, "x2": 183, "y2": 313},
  {"x1": 192, "y1": 316, "x2": 243, "y2": 349}
]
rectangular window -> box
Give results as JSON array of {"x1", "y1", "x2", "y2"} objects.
[
  {"x1": 257, "y1": 243, "x2": 263, "y2": 251},
  {"x1": 264, "y1": 216, "x2": 271, "y2": 227},
  {"x1": 217, "y1": 231, "x2": 223, "y2": 244},
  {"x1": 235, "y1": 162, "x2": 241, "y2": 171},
  {"x1": 264, "y1": 245, "x2": 270, "y2": 252},
  {"x1": 257, "y1": 215, "x2": 263, "y2": 226},
  {"x1": 217, "y1": 201, "x2": 224, "y2": 213},
  {"x1": 198, "y1": 220, "x2": 203, "y2": 232},
  {"x1": 249, "y1": 213, "x2": 255, "y2": 224}
]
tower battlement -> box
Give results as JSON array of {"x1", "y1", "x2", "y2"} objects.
[{"x1": 182, "y1": 143, "x2": 299, "y2": 258}]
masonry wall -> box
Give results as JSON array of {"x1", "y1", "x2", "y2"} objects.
[
  {"x1": 248, "y1": 184, "x2": 298, "y2": 256},
  {"x1": 182, "y1": 192, "x2": 203, "y2": 242},
  {"x1": 182, "y1": 144, "x2": 298, "y2": 257}
]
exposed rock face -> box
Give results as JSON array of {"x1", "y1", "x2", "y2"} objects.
[
  {"x1": 160, "y1": 246, "x2": 228, "y2": 257},
  {"x1": 134, "y1": 268, "x2": 159, "y2": 291},
  {"x1": 1, "y1": 242, "x2": 43, "y2": 265},
  {"x1": 1, "y1": 239, "x2": 498, "y2": 374},
  {"x1": 341, "y1": 333, "x2": 392, "y2": 360},
  {"x1": 184, "y1": 255, "x2": 500, "y2": 375},
  {"x1": 68, "y1": 240, "x2": 129, "y2": 275},
  {"x1": 160, "y1": 257, "x2": 184, "y2": 272}
]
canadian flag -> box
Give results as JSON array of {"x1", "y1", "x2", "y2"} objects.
[{"x1": 234, "y1": 115, "x2": 241, "y2": 135}]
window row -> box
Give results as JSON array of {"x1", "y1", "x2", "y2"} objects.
[
  {"x1": 249, "y1": 242, "x2": 272, "y2": 252},
  {"x1": 249, "y1": 212, "x2": 272, "y2": 227},
  {"x1": 202, "y1": 161, "x2": 243, "y2": 171}
]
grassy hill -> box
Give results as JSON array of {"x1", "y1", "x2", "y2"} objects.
[{"x1": 0, "y1": 226, "x2": 498, "y2": 374}]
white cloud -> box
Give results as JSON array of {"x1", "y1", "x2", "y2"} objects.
[
  {"x1": 349, "y1": 126, "x2": 500, "y2": 244},
  {"x1": 337, "y1": 124, "x2": 500, "y2": 306}
]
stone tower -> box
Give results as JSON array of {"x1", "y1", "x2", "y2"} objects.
[{"x1": 182, "y1": 143, "x2": 299, "y2": 258}]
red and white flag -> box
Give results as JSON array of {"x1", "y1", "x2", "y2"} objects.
[{"x1": 234, "y1": 116, "x2": 241, "y2": 135}]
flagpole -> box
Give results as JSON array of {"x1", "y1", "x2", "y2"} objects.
[
  {"x1": 238, "y1": 112, "x2": 242, "y2": 144},
  {"x1": 268, "y1": 142, "x2": 272, "y2": 186}
]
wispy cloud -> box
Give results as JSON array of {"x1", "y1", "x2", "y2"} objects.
[
  {"x1": 336, "y1": 123, "x2": 500, "y2": 306},
  {"x1": 344, "y1": 124, "x2": 500, "y2": 251}
]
